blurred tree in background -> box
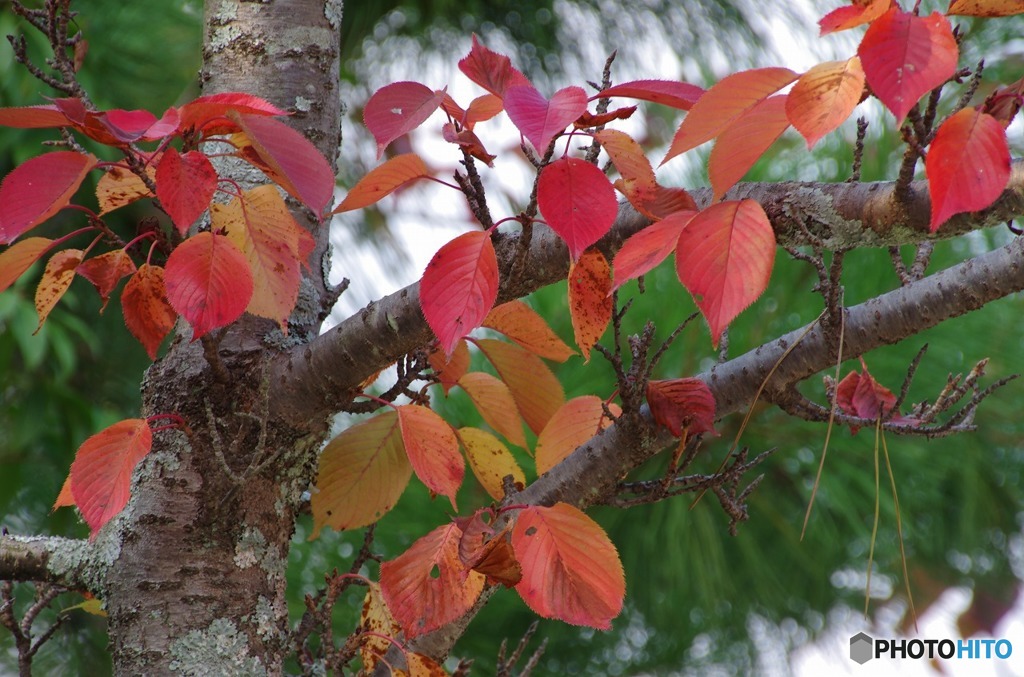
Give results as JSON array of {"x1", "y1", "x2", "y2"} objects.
[{"x1": 2, "y1": 1, "x2": 1023, "y2": 674}]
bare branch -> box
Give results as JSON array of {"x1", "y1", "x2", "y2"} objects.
[{"x1": 0, "y1": 535, "x2": 94, "y2": 590}]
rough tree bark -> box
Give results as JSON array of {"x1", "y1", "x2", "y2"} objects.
[{"x1": 2, "y1": 1, "x2": 1024, "y2": 675}]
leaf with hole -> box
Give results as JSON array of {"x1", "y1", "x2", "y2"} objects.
[{"x1": 364, "y1": 81, "x2": 446, "y2": 159}]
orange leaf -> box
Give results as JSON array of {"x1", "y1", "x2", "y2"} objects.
[
  {"x1": 662, "y1": 67, "x2": 798, "y2": 165},
  {"x1": 611, "y1": 210, "x2": 695, "y2": 291},
  {"x1": 476, "y1": 338, "x2": 565, "y2": 435},
  {"x1": 164, "y1": 231, "x2": 253, "y2": 339},
  {"x1": 311, "y1": 411, "x2": 412, "y2": 535},
  {"x1": 818, "y1": 0, "x2": 892, "y2": 35},
  {"x1": 156, "y1": 148, "x2": 217, "y2": 236},
  {"x1": 926, "y1": 108, "x2": 1010, "y2": 232},
  {"x1": 857, "y1": 8, "x2": 958, "y2": 123},
  {"x1": 379, "y1": 522, "x2": 486, "y2": 637},
  {"x1": 457, "y1": 372, "x2": 526, "y2": 447},
  {"x1": 645, "y1": 378, "x2": 717, "y2": 436},
  {"x1": 407, "y1": 652, "x2": 448, "y2": 676},
  {"x1": 458, "y1": 427, "x2": 526, "y2": 501},
  {"x1": 70, "y1": 418, "x2": 152, "y2": 537},
  {"x1": 214, "y1": 186, "x2": 304, "y2": 329},
  {"x1": 397, "y1": 404, "x2": 463, "y2": 510},
  {"x1": 428, "y1": 338, "x2": 471, "y2": 394},
  {"x1": 52, "y1": 473, "x2": 75, "y2": 511},
  {"x1": 535, "y1": 396, "x2": 620, "y2": 475},
  {"x1": 420, "y1": 230, "x2": 498, "y2": 356},
  {"x1": 709, "y1": 96, "x2": 790, "y2": 200},
  {"x1": 77, "y1": 250, "x2": 137, "y2": 312},
  {"x1": 0, "y1": 151, "x2": 97, "y2": 244},
  {"x1": 358, "y1": 582, "x2": 402, "y2": 674},
  {"x1": 34, "y1": 249, "x2": 83, "y2": 333},
  {"x1": 786, "y1": 57, "x2": 866, "y2": 148},
  {"x1": 95, "y1": 165, "x2": 155, "y2": 215},
  {"x1": 948, "y1": 0, "x2": 1024, "y2": 16},
  {"x1": 512, "y1": 503, "x2": 625, "y2": 629},
  {"x1": 568, "y1": 250, "x2": 612, "y2": 362},
  {"x1": 537, "y1": 157, "x2": 618, "y2": 261},
  {"x1": 675, "y1": 200, "x2": 775, "y2": 347},
  {"x1": 483, "y1": 300, "x2": 575, "y2": 362},
  {"x1": 121, "y1": 264, "x2": 176, "y2": 360},
  {"x1": 594, "y1": 128, "x2": 657, "y2": 207},
  {"x1": 0, "y1": 237, "x2": 52, "y2": 294},
  {"x1": 335, "y1": 156, "x2": 432, "y2": 214}
]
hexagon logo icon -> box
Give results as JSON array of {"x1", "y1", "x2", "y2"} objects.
[{"x1": 850, "y1": 632, "x2": 873, "y2": 664}]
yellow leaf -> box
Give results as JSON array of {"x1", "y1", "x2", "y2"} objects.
[{"x1": 459, "y1": 427, "x2": 526, "y2": 501}]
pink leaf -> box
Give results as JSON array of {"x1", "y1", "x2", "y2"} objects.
[
  {"x1": 164, "y1": 231, "x2": 253, "y2": 338},
  {"x1": 926, "y1": 108, "x2": 1010, "y2": 231},
  {"x1": 504, "y1": 85, "x2": 587, "y2": 153},
  {"x1": 595, "y1": 79, "x2": 704, "y2": 110},
  {"x1": 675, "y1": 200, "x2": 775, "y2": 347},
  {"x1": 537, "y1": 156, "x2": 617, "y2": 261},
  {"x1": 420, "y1": 231, "x2": 499, "y2": 356},
  {"x1": 0, "y1": 152, "x2": 97, "y2": 244},
  {"x1": 364, "y1": 81, "x2": 445, "y2": 159},
  {"x1": 231, "y1": 113, "x2": 335, "y2": 217}
]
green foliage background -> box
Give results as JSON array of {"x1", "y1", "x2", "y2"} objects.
[{"x1": 2, "y1": 1, "x2": 1023, "y2": 675}]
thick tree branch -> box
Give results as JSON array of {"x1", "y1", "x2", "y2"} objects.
[
  {"x1": 406, "y1": 231, "x2": 1024, "y2": 661},
  {"x1": 0, "y1": 535, "x2": 94, "y2": 591},
  {"x1": 271, "y1": 161, "x2": 1024, "y2": 424}
]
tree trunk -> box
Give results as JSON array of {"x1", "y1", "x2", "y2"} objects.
[{"x1": 101, "y1": 2, "x2": 342, "y2": 673}]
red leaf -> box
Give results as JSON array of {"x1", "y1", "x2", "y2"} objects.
[
  {"x1": 662, "y1": 67, "x2": 798, "y2": 166},
  {"x1": 611, "y1": 210, "x2": 695, "y2": 291},
  {"x1": 311, "y1": 411, "x2": 412, "y2": 534},
  {"x1": 156, "y1": 148, "x2": 218, "y2": 236},
  {"x1": 834, "y1": 358, "x2": 919, "y2": 432},
  {"x1": 634, "y1": 185, "x2": 698, "y2": 221},
  {"x1": 595, "y1": 79, "x2": 704, "y2": 110},
  {"x1": 504, "y1": 85, "x2": 587, "y2": 154},
  {"x1": 98, "y1": 109, "x2": 159, "y2": 143},
  {"x1": 0, "y1": 151, "x2": 97, "y2": 244},
  {"x1": 926, "y1": 108, "x2": 1010, "y2": 232},
  {"x1": 458, "y1": 34, "x2": 531, "y2": 98},
  {"x1": 77, "y1": 250, "x2": 137, "y2": 311},
  {"x1": 442, "y1": 123, "x2": 497, "y2": 166},
  {"x1": 645, "y1": 378, "x2": 717, "y2": 436},
  {"x1": 0, "y1": 104, "x2": 71, "y2": 128},
  {"x1": 379, "y1": 522, "x2": 486, "y2": 637},
  {"x1": 231, "y1": 113, "x2": 335, "y2": 217},
  {"x1": 164, "y1": 231, "x2": 253, "y2": 339},
  {"x1": 786, "y1": 57, "x2": 866, "y2": 148},
  {"x1": 535, "y1": 396, "x2": 621, "y2": 475},
  {"x1": 455, "y1": 511, "x2": 522, "y2": 586},
  {"x1": 177, "y1": 92, "x2": 288, "y2": 136},
  {"x1": 420, "y1": 231, "x2": 499, "y2": 356},
  {"x1": 537, "y1": 156, "x2": 617, "y2": 261},
  {"x1": 215, "y1": 186, "x2": 305, "y2": 329},
  {"x1": 483, "y1": 300, "x2": 575, "y2": 362},
  {"x1": 34, "y1": 249, "x2": 82, "y2": 332},
  {"x1": 818, "y1": 0, "x2": 892, "y2": 35},
  {"x1": 709, "y1": 95, "x2": 790, "y2": 200},
  {"x1": 948, "y1": 0, "x2": 1024, "y2": 16},
  {"x1": 476, "y1": 338, "x2": 565, "y2": 435},
  {"x1": 512, "y1": 503, "x2": 625, "y2": 630},
  {"x1": 397, "y1": 404, "x2": 464, "y2": 510},
  {"x1": 857, "y1": 8, "x2": 958, "y2": 123},
  {"x1": 121, "y1": 264, "x2": 176, "y2": 360},
  {"x1": 364, "y1": 81, "x2": 445, "y2": 158},
  {"x1": 568, "y1": 250, "x2": 612, "y2": 362},
  {"x1": 70, "y1": 419, "x2": 153, "y2": 537},
  {"x1": 0, "y1": 237, "x2": 52, "y2": 294},
  {"x1": 457, "y1": 372, "x2": 526, "y2": 447},
  {"x1": 332, "y1": 153, "x2": 430, "y2": 213},
  {"x1": 675, "y1": 200, "x2": 775, "y2": 347}
]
